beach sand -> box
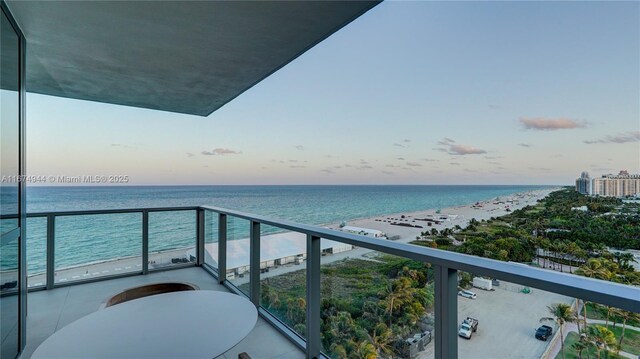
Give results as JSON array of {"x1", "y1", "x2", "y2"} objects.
[{"x1": 329, "y1": 187, "x2": 559, "y2": 244}]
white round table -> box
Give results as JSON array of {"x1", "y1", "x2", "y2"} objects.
[{"x1": 32, "y1": 290, "x2": 258, "y2": 359}]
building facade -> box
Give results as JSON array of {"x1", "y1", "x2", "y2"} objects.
[
  {"x1": 575, "y1": 171, "x2": 591, "y2": 194},
  {"x1": 591, "y1": 170, "x2": 640, "y2": 197}
]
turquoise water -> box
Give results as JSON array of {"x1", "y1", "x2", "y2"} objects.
[{"x1": 12, "y1": 185, "x2": 551, "y2": 273}]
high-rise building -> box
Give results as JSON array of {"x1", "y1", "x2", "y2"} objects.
[
  {"x1": 591, "y1": 170, "x2": 640, "y2": 197},
  {"x1": 575, "y1": 171, "x2": 591, "y2": 194}
]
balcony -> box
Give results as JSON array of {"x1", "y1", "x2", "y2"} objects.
[{"x1": 12, "y1": 205, "x2": 640, "y2": 359}]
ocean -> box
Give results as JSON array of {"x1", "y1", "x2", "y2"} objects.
[{"x1": 11, "y1": 185, "x2": 551, "y2": 273}]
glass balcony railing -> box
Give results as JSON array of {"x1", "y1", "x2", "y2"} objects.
[{"x1": 12, "y1": 205, "x2": 640, "y2": 359}]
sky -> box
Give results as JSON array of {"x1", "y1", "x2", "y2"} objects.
[{"x1": 27, "y1": 1, "x2": 639, "y2": 186}]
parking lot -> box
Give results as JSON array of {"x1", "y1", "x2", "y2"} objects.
[{"x1": 420, "y1": 281, "x2": 573, "y2": 359}]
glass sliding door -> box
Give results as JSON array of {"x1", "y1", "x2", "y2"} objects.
[{"x1": 0, "y1": 3, "x2": 24, "y2": 358}]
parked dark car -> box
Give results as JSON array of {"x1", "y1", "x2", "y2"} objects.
[{"x1": 535, "y1": 325, "x2": 553, "y2": 341}]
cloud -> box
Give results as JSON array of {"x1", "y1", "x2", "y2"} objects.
[
  {"x1": 488, "y1": 161, "x2": 502, "y2": 165},
  {"x1": 397, "y1": 157, "x2": 405, "y2": 161},
  {"x1": 110, "y1": 143, "x2": 136, "y2": 149},
  {"x1": 403, "y1": 139, "x2": 411, "y2": 143},
  {"x1": 421, "y1": 158, "x2": 438, "y2": 162},
  {"x1": 437, "y1": 138, "x2": 455, "y2": 145},
  {"x1": 393, "y1": 143, "x2": 406, "y2": 148},
  {"x1": 320, "y1": 169, "x2": 333, "y2": 174},
  {"x1": 449, "y1": 162, "x2": 460, "y2": 166},
  {"x1": 289, "y1": 165, "x2": 306, "y2": 169},
  {"x1": 360, "y1": 159, "x2": 369, "y2": 165},
  {"x1": 358, "y1": 165, "x2": 373, "y2": 170},
  {"x1": 436, "y1": 138, "x2": 486, "y2": 155},
  {"x1": 464, "y1": 169, "x2": 479, "y2": 173},
  {"x1": 202, "y1": 148, "x2": 241, "y2": 156},
  {"x1": 489, "y1": 104, "x2": 501, "y2": 110},
  {"x1": 519, "y1": 117, "x2": 587, "y2": 130},
  {"x1": 295, "y1": 145, "x2": 305, "y2": 151},
  {"x1": 518, "y1": 143, "x2": 532, "y2": 148},
  {"x1": 186, "y1": 152, "x2": 195, "y2": 158},
  {"x1": 584, "y1": 131, "x2": 640, "y2": 144},
  {"x1": 483, "y1": 156, "x2": 503, "y2": 160},
  {"x1": 406, "y1": 162, "x2": 421, "y2": 167},
  {"x1": 447, "y1": 144, "x2": 487, "y2": 155},
  {"x1": 382, "y1": 171, "x2": 394, "y2": 175}
]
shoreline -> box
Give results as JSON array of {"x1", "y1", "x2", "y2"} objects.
[
  {"x1": 26, "y1": 187, "x2": 561, "y2": 287},
  {"x1": 328, "y1": 187, "x2": 561, "y2": 242}
]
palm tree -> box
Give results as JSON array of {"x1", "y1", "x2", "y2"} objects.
[
  {"x1": 576, "y1": 259, "x2": 611, "y2": 327},
  {"x1": 565, "y1": 241, "x2": 579, "y2": 273},
  {"x1": 540, "y1": 303, "x2": 576, "y2": 359},
  {"x1": 571, "y1": 339, "x2": 589, "y2": 359},
  {"x1": 367, "y1": 323, "x2": 393, "y2": 358},
  {"x1": 380, "y1": 281, "x2": 405, "y2": 328},
  {"x1": 585, "y1": 325, "x2": 616, "y2": 359},
  {"x1": 614, "y1": 309, "x2": 640, "y2": 347},
  {"x1": 353, "y1": 341, "x2": 377, "y2": 359}
]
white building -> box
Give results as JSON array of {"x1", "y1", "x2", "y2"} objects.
[
  {"x1": 191, "y1": 231, "x2": 354, "y2": 276},
  {"x1": 591, "y1": 170, "x2": 640, "y2": 197},
  {"x1": 339, "y1": 226, "x2": 386, "y2": 238}
]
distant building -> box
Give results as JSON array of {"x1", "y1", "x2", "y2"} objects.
[
  {"x1": 591, "y1": 170, "x2": 640, "y2": 197},
  {"x1": 340, "y1": 225, "x2": 386, "y2": 238},
  {"x1": 575, "y1": 171, "x2": 591, "y2": 194}
]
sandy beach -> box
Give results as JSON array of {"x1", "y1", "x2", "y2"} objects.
[
  {"x1": 329, "y1": 187, "x2": 559, "y2": 243},
  {"x1": 26, "y1": 187, "x2": 560, "y2": 288}
]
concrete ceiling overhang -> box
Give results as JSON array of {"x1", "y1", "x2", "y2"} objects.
[{"x1": 5, "y1": 1, "x2": 379, "y2": 116}]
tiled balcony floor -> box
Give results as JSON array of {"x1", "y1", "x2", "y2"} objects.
[{"x1": 21, "y1": 267, "x2": 304, "y2": 359}]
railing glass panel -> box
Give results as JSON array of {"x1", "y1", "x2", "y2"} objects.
[
  {"x1": 148, "y1": 210, "x2": 196, "y2": 270},
  {"x1": 203, "y1": 210, "x2": 219, "y2": 271},
  {"x1": 319, "y1": 238, "x2": 435, "y2": 359},
  {"x1": 565, "y1": 300, "x2": 640, "y2": 359},
  {"x1": 54, "y1": 213, "x2": 142, "y2": 283},
  {"x1": 226, "y1": 217, "x2": 251, "y2": 296},
  {"x1": 257, "y1": 225, "x2": 307, "y2": 338},
  {"x1": 456, "y1": 272, "x2": 572, "y2": 358},
  {"x1": 26, "y1": 216, "x2": 46, "y2": 288}
]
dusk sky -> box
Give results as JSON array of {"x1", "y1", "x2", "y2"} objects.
[{"x1": 27, "y1": 1, "x2": 639, "y2": 185}]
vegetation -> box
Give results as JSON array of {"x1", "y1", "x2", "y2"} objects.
[
  {"x1": 559, "y1": 331, "x2": 625, "y2": 359},
  {"x1": 250, "y1": 188, "x2": 639, "y2": 358},
  {"x1": 248, "y1": 255, "x2": 434, "y2": 358},
  {"x1": 449, "y1": 188, "x2": 639, "y2": 264},
  {"x1": 541, "y1": 303, "x2": 576, "y2": 359}
]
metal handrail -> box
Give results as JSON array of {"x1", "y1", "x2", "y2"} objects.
[
  {"x1": 200, "y1": 205, "x2": 639, "y2": 313},
  {"x1": 16, "y1": 204, "x2": 640, "y2": 359}
]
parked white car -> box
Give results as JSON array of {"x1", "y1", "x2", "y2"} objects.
[{"x1": 458, "y1": 290, "x2": 477, "y2": 299}]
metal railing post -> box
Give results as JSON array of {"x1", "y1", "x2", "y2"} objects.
[
  {"x1": 218, "y1": 213, "x2": 227, "y2": 283},
  {"x1": 142, "y1": 210, "x2": 149, "y2": 275},
  {"x1": 46, "y1": 214, "x2": 55, "y2": 289},
  {"x1": 196, "y1": 208, "x2": 204, "y2": 266},
  {"x1": 434, "y1": 265, "x2": 458, "y2": 359},
  {"x1": 305, "y1": 235, "x2": 321, "y2": 359},
  {"x1": 249, "y1": 220, "x2": 260, "y2": 306}
]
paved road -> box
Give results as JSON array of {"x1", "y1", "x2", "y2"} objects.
[{"x1": 419, "y1": 284, "x2": 573, "y2": 359}]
